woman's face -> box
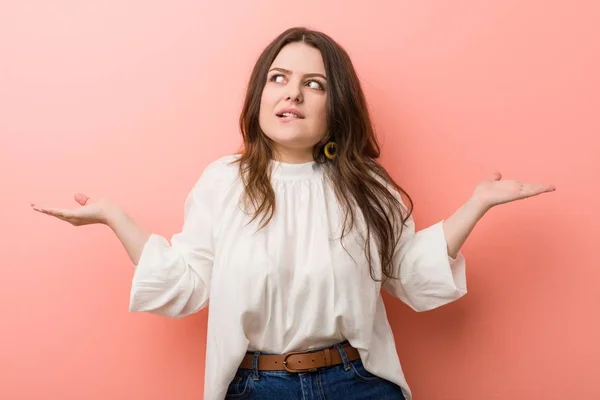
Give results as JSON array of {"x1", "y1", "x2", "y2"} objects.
[{"x1": 258, "y1": 42, "x2": 328, "y2": 163}]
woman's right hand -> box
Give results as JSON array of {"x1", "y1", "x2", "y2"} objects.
[{"x1": 31, "y1": 193, "x2": 119, "y2": 226}]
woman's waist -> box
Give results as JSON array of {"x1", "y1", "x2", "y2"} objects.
[
  {"x1": 246, "y1": 331, "x2": 347, "y2": 355},
  {"x1": 241, "y1": 339, "x2": 358, "y2": 373}
]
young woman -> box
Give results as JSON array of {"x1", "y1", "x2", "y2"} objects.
[{"x1": 32, "y1": 27, "x2": 555, "y2": 400}]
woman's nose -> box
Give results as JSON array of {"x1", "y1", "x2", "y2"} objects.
[{"x1": 285, "y1": 85, "x2": 303, "y2": 103}]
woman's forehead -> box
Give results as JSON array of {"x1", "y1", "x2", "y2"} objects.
[{"x1": 270, "y1": 42, "x2": 326, "y2": 76}]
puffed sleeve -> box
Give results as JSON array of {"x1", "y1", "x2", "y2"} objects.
[
  {"x1": 128, "y1": 165, "x2": 221, "y2": 318},
  {"x1": 382, "y1": 203, "x2": 467, "y2": 312}
]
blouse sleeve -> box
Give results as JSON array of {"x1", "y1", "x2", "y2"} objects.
[
  {"x1": 128, "y1": 165, "x2": 221, "y2": 318},
  {"x1": 382, "y1": 203, "x2": 468, "y2": 312}
]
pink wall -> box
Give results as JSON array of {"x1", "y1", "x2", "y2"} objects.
[{"x1": 2, "y1": 1, "x2": 598, "y2": 399}]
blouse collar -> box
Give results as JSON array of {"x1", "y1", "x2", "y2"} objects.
[{"x1": 270, "y1": 159, "x2": 321, "y2": 180}]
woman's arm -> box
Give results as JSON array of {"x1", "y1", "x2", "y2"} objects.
[
  {"x1": 442, "y1": 198, "x2": 486, "y2": 259},
  {"x1": 105, "y1": 206, "x2": 151, "y2": 265},
  {"x1": 443, "y1": 172, "x2": 555, "y2": 258}
]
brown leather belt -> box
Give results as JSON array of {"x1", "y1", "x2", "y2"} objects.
[{"x1": 239, "y1": 342, "x2": 360, "y2": 373}]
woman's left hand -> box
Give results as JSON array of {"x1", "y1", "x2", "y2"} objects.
[{"x1": 472, "y1": 172, "x2": 556, "y2": 211}]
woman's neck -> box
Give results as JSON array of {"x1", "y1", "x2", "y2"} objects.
[{"x1": 272, "y1": 145, "x2": 314, "y2": 164}]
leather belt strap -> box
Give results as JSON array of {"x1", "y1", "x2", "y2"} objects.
[{"x1": 239, "y1": 342, "x2": 360, "y2": 373}]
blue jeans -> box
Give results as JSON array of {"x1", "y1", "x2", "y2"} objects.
[{"x1": 225, "y1": 342, "x2": 406, "y2": 399}]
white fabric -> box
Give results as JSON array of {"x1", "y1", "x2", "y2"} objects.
[{"x1": 129, "y1": 154, "x2": 467, "y2": 400}]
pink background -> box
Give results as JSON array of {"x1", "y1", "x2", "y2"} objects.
[{"x1": 1, "y1": 1, "x2": 598, "y2": 399}]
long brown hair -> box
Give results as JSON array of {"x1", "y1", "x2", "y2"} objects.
[{"x1": 236, "y1": 27, "x2": 414, "y2": 282}]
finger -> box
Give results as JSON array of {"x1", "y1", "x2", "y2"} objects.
[
  {"x1": 31, "y1": 205, "x2": 72, "y2": 219},
  {"x1": 487, "y1": 171, "x2": 502, "y2": 182},
  {"x1": 536, "y1": 183, "x2": 556, "y2": 194},
  {"x1": 520, "y1": 183, "x2": 556, "y2": 197},
  {"x1": 529, "y1": 183, "x2": 555, "y2": 193},
  {"x1": 74, "y1": 193, "x2": 90, "y2": 206}
]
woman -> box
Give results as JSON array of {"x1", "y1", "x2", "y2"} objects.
[{"x1": 32, "y1": 27, "x2": 555, "y2": 400}]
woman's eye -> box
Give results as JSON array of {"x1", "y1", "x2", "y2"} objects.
[
  {"x1": 307, "y1": 80, "x2": 323, "y2": 90},
  {"x1": 270, "y1": 74, "x2": 286, "y2": 83}
]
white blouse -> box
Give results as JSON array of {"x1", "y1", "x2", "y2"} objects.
[{"x1": 128, "y1": 154, "x2": 467, "y2": 400}]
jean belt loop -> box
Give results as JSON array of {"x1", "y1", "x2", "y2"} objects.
[
  {"x1": 252, "y1": 352, "x2": 261, "y2": 381},
  {"x1": 334, "y1": 342, "x2": 351, "y2": 371}
]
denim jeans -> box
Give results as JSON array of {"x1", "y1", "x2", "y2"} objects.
[{"x1": 225, "y1": 342, "x2": 406, "y2": 399}]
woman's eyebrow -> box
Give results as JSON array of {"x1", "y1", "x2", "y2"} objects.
[{"x1": 269, "y1": 67, "x2": 327, "y2": 80}]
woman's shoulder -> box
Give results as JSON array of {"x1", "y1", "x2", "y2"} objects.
[
  {"x1": 200, "y1": 153, "x2": 242, "y2": 182},
  {"x1": 187, "y1": 154, "x2": 242, "y2": 204}
]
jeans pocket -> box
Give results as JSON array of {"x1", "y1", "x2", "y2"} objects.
[
  {"x1": 225, "y1": 370, "x2": 253, "y2": 399},
  {"x1": 350, "y1": 360, "x2": 382, "y2": 383}
]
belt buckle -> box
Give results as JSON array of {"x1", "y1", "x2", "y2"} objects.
[{"x1": 282, "y1": 350, "x2": 318, "y2": 373}]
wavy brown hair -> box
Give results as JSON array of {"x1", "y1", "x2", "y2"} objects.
[{"x1": 235, "y1": 27, "x2": 414, "y2": 282}]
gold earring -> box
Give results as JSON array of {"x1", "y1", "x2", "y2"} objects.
[{"x1": 324, "y1": 142, "x2": 337, "y2": 160}]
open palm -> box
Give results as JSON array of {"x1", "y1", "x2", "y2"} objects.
[
  {"x1": 473, "y1": 172, "x2": 556, "y2": 210},
  {"x1": 31, "y1": 193, "x2": 114, "y2": 226}
]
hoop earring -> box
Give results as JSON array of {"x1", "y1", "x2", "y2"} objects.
[{"x1": 324, "y1": 142, "x2": 337, "y2": 160}]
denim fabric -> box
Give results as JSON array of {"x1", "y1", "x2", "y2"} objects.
[{"x1": 225, "y1": 342, "x2": 406, "y2": 400}]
